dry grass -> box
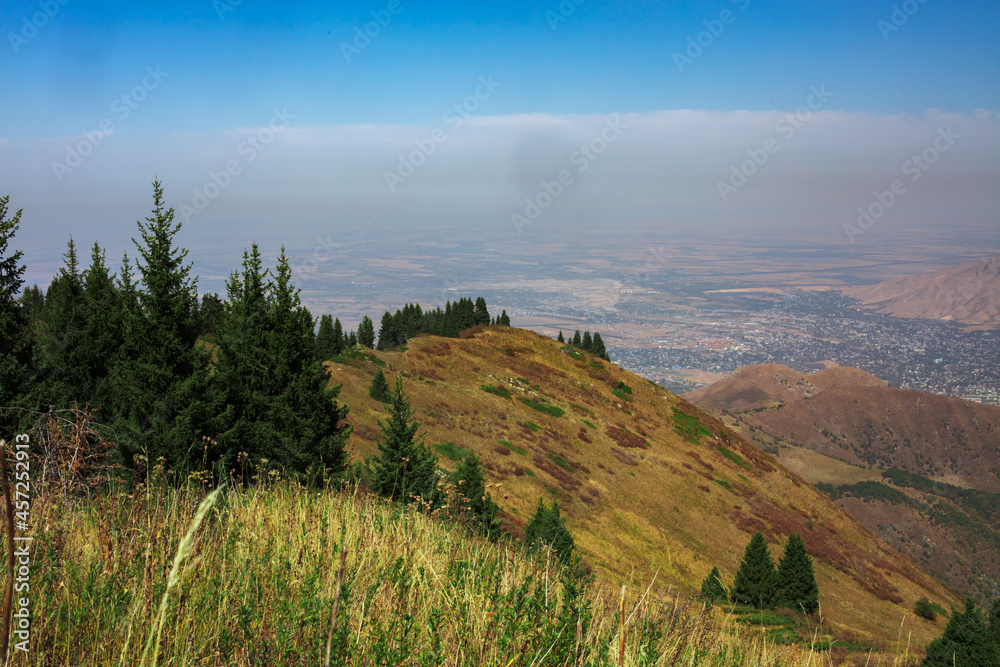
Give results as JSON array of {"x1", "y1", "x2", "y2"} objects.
[{"x1": 3, "y1": 478, "x2": 925, "y2": 666}]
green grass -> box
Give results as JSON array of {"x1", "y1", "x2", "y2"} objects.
[
  {"x1": 480, "y1": 384, "x2": 512, "y2": 399},
  {"x1": 717, "y1": 445, "x2": 748, "y2": 468},
  {"x1": 522, "y1": 420, "x2": 541, "y2": 433},
  {"x1": 581, "y1": 419, "x2": 596, "y2": 429},
  {"x1": 520, "y1": 397, "x2": 565, "y2": 418},
  {"x1": 498, "y1": 439, "x2": 527, "y2": 456},
  {"x1": 588, "y1": 361, "x2": 603, "y2": 369},
  {"x1": 546, "y1": 453, "x2": 575, "y2": 471},
  {"x1": 715, "y1": 479, "x2": 733, "y2": 490},
  {"x1": 671, "y1": 408, "x2": 713, "y2": 443},
  {"x1": 560, "y1": 345, "x2": 582, "y2": 359},
  {"x1": 329, "y1": 347, "x2": 386, "y2": 367},
  {"x1": 433, "y1": 441, "x2": 472, "y2": 461}
]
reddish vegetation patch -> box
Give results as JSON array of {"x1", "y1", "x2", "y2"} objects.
[
  {"x1": 493, "y1": 444, "x2": 511, "y2": 455},
  {"x1": 698, "y1": 485, "x2": 711, "y2": 493},
  {"x1": 611, "y1": 449, "x2": 638, "y2": 466},
  {"x1": 532, "y1": 455, "x2": 581, "y2": 492},
  {"x1": 697, "y1": 470, "x2": 714, "y2": 482},
  {"x1": 681, "y1": 462, "x2": 693, "y2": 470},
  {"x1": 577, "y1": 428, "x2": 592, "y2": 444},
  {"x1": 684, "y1": 450, "x2": 715, "y2": 472},
  {"x1": 353, "y1": 424, "x2": 380, "y2": 442},
  {"x1": 606, "y1": 424, "x2": 648, "y2": 449}
]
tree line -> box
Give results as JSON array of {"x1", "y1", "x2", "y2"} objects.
[
  {"x1": 0, "y1": 183, "x2": 506, "y2": 487},
  {"x1": 557, "y1": 329, "x2": 610, "y2": 361}
]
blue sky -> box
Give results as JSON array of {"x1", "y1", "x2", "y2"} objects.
[{"x1": 1, "y1": 0, "x2": 998, "y2": 284}]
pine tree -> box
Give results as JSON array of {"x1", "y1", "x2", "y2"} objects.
[
  {"x1": 79, "y1": 242, "x2": 123, "y2": 411},
  {"x1": 0, "y1": 195, "x2": 32, "y2": 437},
  {"x1": 376, "y1": 311, "x2": 395, "y2": 350},
  {"x1": 524, "y1": 498, "x2": 575, "y2": 565},
  {"x1": 369, "y1": 378, "x2": 438, "y2": 503},
  {"x1": 592, "y1": 332, "x2": 609, "y2": 360},
  {"x1": 357, "y1": 315, "x2": 375, "y2": 348},
  {"x1": 776, "y1": 533, "x2": 819, "y2": 613},
  {"x1": 37, "y1": 238, "x2": 88, "y2": 407},
  {"x1": 316, "y1": 313, "x2": 337, "y2": 360},
  {"x1": 368, "y1": 368, "x2": 391, "y2": 402},
  {"x1": 331, "y1": 317, "x2": 344, "y2": 355},
  {"x1": 499, "y1": 310, "x2": 510, "y2": 326},
  {"x1": 923, "y1": 597, "x2": 1000, "y2": 667},
  {"x1": 700, "y1": 567, "x2": 728, "y2": 604},
  {"x1": 449, "y1": 453, "x2": 502, "y2": 540},
  {"x1": 110, "y1": 180, "x2": 210, "y2": 470},
  {"x1": 346, "y1": 330, "x2": 358, "y2": 348},
  {"x1": 581, "y1": 331, "x2": 593, "y2": 353},
  {"x1": 197, "y1": 293, "x2": 224, "y2": 336},
  {"x1": 212, "y1": 246, "x2": 350, "y2": 482},
  {"x1": 557, "y1": 330, "x2": 565, "y2": 343},
  {"x1": 473, "y1": 296, "x2": 490, "y2": 326},
  {"x1": 730, "y1": 532, "x2": 779, "y2": 609},
  {"x1": 571, "y1": 330, "x2": 582, "y2": 347}
]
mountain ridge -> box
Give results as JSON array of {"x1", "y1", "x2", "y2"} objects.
[{"x1": 325, "y1": 326, "x2": 959, "y2": 648}]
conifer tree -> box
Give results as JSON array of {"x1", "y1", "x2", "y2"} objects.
[
  {"x1": 357, "y1": 315, "x2": 375, "y2": 348},
  {"x1": 557, "y1": 330, "x2": 565, "y2": 343},
  {"x1": 213, "y1": 246, "x2": 350, "y2": 482},
  {"x1": 197, "y1": 293, "x2": 223, "y2": 336},
  {"x1": 0, "y1": 195, "x2": 32, "y2": 437},
  {"x1": 473, "y1": 296, "x2": 490, "y2": 326},
  {"x1": 923, "y1": 597, "x2": 1000, "y2": 667},
  {"x1": 315, "y1": 313, "x2": 337, "y2": 360},
  {"x1": 109, "y1": 180, "x2": 210, "y2": 469},
  {"x1": 592, "y1": 332, "x2": 609, "y2": 361},
  {"x1": 18, "y1": 284, "x2": 44, "y2": 325},
  {"x1": 524, "y1": 498, "x2": 575, "y2": 565},
  {"x1": 730, "y1": 531, "x2": 779, "y2": 609},
  {"x1": 368, "y1": 368, "x2": 391, "y2": 402},
  {"x1": 571, "y1": 330, "x2": 582, "y2": 347},
  {"x1": 498, "y1": 310, "x2": 510, "y2": 326},
  {"x1": 581, "y1": 330, "x2": 593, "y2": 353},
  {"x1": 369, "y1": 378, "x2": 438, "y2": 503},
  {"x1": 449, "y1": 453, "x2": 502, "y2": 539},
  {"x1": 989, "y1": 598, "x2": 1000, "y2": 648},
  {"x1": 700, "y1": 567, "x2": 728, "y2": 604},
  {"x1": 376, "y1": 311, "x2": 395, "y2": 350},
  {"x1": 37, "y1": 239, "x2": 89, "y2": 407},
  {"x1": 79, "y1": 242, "x2": 123, "y2": 410},
  {"x1": 332, "y1": 317, "x2": 344, "y2": 355},
  {"x1": 346, "y1": 330, "x2": 358, "y2": 348},
  {"x1": 776, "y1": 533, "x2": 819, "y2": 613}
]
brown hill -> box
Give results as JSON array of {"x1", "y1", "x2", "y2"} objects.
[
  {"x1": 326, "y1": 328, "x2": 958, "y2": 650},
  {"x1": 843, "y1": 255, "x2": 1000, "y2": 328},
  {"x1": 685, "y1": 363, "x2": 1000, "y2": 602},
  {"x1": 685, "y1": 364, "x2": 1000, "y2": 492}
]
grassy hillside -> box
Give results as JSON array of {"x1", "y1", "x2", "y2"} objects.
[
  {"x1": 25, "y1": 478, "x2": 911, "y2": 666},
  {"x1": 684, "y1": 363, "x2": 1000, "y2": 603},
  {"x1": 325, "y1": 326, "x2": 957, "y2": 650}
]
